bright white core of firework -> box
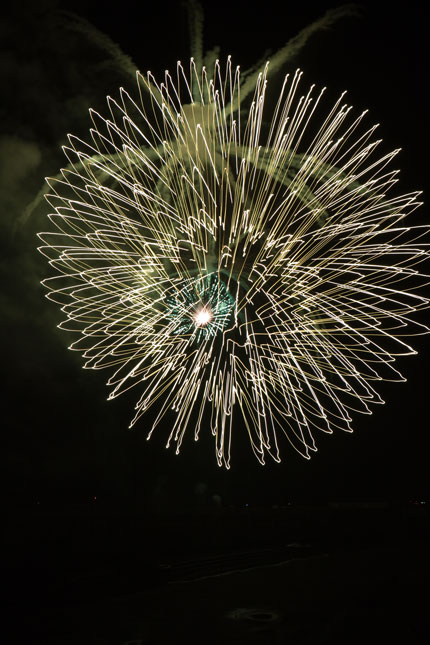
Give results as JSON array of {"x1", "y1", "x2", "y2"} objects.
[{"x1": 193, "y1": 307, "x2": 213, "y2": 327}]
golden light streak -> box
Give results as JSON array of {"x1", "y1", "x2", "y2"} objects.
[{"x1": 38, "y1": 59, "x2": 429, "y2": 467}]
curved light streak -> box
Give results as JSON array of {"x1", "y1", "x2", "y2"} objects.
[{"x1": 38, "y1": 59, "x2": 429, "y2": 467}]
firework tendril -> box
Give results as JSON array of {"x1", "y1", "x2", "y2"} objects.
[{"x1": 38, "y1": 57, "x2": 429, "y2": 467}]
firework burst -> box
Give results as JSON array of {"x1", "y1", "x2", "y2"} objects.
[{"x1": 38, "y1": 57, "x2": 429, "y2": 467}]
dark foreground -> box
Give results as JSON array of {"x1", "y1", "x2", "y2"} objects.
[{"x1": 4, "y1": 504, "x2": 429, "y2": 644}]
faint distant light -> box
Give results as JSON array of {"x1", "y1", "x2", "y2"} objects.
[
  {"x1": 93, "y1": 496, "x2": 97, "y2": 501},
  {"x1": 245, "y1": 503, "x2": 248, "y2": 507},
  {"x1": 227, "y1": 608, "x2": 281, "y2": 623}
]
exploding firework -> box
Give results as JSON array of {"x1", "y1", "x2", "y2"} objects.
[{"x1": 38, "y1": 51, "x2": 429, "y2": 467}]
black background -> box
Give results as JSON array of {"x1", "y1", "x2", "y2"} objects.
[
  {"x1": 2, "y1": 0, "x2": 429, "y2": 512},
  {"x1": 2, "y1": 3, "x2": 430, "y2": 643}
]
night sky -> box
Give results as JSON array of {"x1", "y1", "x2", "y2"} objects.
[{"x1": 3, "y1": 0, "x2": 429, "y2": 512}]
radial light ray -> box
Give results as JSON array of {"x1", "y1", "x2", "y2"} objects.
[{"x1": 38, "y1": 58, "x2": 429, "y2": 467}]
